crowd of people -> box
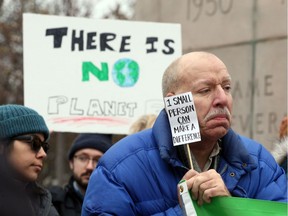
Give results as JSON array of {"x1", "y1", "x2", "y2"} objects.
[{"x1": 0, "y1": 51, "x2": 287, "y2": 216}]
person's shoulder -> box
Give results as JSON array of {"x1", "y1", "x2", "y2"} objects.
[
  {"x1": 239, "y1": 135, "x2": 262, "y2": 147},
  {"x1": 236, "y1": 133, "x2": 269, "y2": 155},
  {"x1": 107, "y1": 128, "x2": 155, "y2": 155},
  {"x1": 48, "y1": 185, "x2": 66, "y2": 202},
  {"x1": 99, "y1": 129, "x2": 157, "y2": 170},
  {"x1": 237, "y1": 134, "x2": 279, "y2": 168},
  {"x1": 224, "y1": 129, "x2": 273, "y2": 160},
  {"x1": 225, "y1": 129, "x2": 261, "y2": 149}
]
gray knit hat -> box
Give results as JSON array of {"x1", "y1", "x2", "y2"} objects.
[{"x1": 0, "y1": 104, "x2": 50, "y2": 141}]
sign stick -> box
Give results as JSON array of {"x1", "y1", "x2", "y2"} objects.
[{"x1": 185, "y1": 144, "x2": 194, "y2": 170}]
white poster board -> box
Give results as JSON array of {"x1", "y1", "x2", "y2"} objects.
[
  {"x1": 164, "y1": 92, "x2": 201, "y2": 146},
  {"x1": 23, "y1": 13, "x2": 182, "y2": 134}
]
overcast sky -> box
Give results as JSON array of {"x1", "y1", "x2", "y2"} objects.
[
  {"x1": 92, "y1": 0, "x2": 135, "y2": 19},
  {"x1": 2, "y1": 0, "x2": 136, "y2": 19}
]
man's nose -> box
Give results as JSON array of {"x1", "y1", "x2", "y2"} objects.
[
  {"x1": 212, "y1": 85, "x2": 229, "y2": 107},
  {"x1": 86, "y1": 159, "x2": 96, "y2": 170}
]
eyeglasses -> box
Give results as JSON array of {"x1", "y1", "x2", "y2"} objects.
[
  {"x1": 12, "y1": 135, "x2": 49, "y2": 154},
  {"x1": 74, "y1": 155, "x2": 99, "y2": 166}
]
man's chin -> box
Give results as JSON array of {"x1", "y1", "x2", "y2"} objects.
[
  {"x1": 203, "y1": 125, "x2": 229, "y2": 139},
  {"x1": 78, "y1": 180, "x2": 89, "y2": 189},
  {"x1": 81, "y1": 177, "x2": 90, "y2": 185}
]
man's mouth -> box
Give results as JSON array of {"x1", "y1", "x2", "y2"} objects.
[{"x1": 81, "y1": 172, "x2": 92, "y2": 178}]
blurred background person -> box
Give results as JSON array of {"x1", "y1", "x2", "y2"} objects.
[
  {"x1": 0, "y1": 104, "x2": 59, "y2": 216},
  {"x1": 271, "y1": 116, "x2": 288, "y2": 174},
  {"x1": 129, "y1": 114, "x2": 157, "y2": 134},
  {"x1": 49, "y1": 133, "x2": 112, "y2": 216}
]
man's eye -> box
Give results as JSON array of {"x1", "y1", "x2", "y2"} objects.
[
  {"x1": 199, "y1": 88, "x2": 210, "y2": 94},
  {"x1": 223, "y1": 85, "x2": 231, "y2": 92},
  {"x1": 79, "y1": 156, "x2": 88, "y2": 161}
]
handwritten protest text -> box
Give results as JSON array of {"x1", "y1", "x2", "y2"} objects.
[
  {"x1": 45, "y1": 27, "x2": 175, "y2": 54},
  {"x1": 48, "y1": 96, "x2": 137, "y2": 117}
]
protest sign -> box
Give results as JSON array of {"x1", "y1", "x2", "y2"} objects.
[
  {"x1": 179, "y1": 180, "x2": 287, "y2": 216},
  {"x1": 164, "y1": 92, "x2": 201, "y2": 146},
  {"x1": 193, "y1": 196, "x2": 287, "y2": 216},
  {"x1": 23, "y1": 13, "x2": 181, "y2": 134},
  {"x1": 179, "y1": 180, "x2": 198, "y2": 216}
]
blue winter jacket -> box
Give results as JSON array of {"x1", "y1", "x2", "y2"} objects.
[{"x1": 82, "y1": 110, "x2": 287, "y2": 215}]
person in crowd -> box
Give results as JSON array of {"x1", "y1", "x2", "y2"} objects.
[
  {"x1": 129, "y1": 114, "x2": 157, "y2": 134},
  {"x1": 271, "y1": 116, "x2": 287, "y2": 174},
  {"x1": 0, "y1": 104, "x2": 59, "y2": 216},
  {"x1": 82, "y1": 51, "x2": 287, "y2": 215},
  {"x1": 49, "y1": 133, "x2": 112, "y2": 216}
]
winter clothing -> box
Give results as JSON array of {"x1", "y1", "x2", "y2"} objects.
[
  {"x1": 28, "y1": 182, "x2": 59, "y2": 216},
  {"x1": 0, "y1": 104, "x2": 57, "y2": 216},
  {"x1": 271, "y1": 116, "x2": 288, "y2": 174},
  {"x1": 50, "y1": 133, "x2": 112, "y2": 215},
  {"x1": 271, "y1": 115, "x2": 288, "y2": 174},
  {"x1": 49, "y1": 177, "x2": 82, "y2": 216},
  {"x1": 271, "y1": 137, "x2": 287, "y2": 172},
  {"x1": 0, "y1": 163, "x2": 58, "y2": 216},
  {"x1": 82, "y1": 109, "x2": 287, "y2": 216},
  {"x1": 68, "y1": 133, "x2": 112, "y2": 160},
  {"x1": 0, "y1": 104, "x2": 49, "y2": 141}
]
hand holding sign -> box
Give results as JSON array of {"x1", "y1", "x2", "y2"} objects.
[{"x1": 182, "y1": 169, "x2": 231, "y2": 206}]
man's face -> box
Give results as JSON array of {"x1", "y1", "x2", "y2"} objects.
[
  {"x1": 172, "y1": 54, "x2": 233, "y2": 141},
  {"x1": 69, "y1": 148, "x2": 103, "y2": 189}
]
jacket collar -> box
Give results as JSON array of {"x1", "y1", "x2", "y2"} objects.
[
  {"x1": 153, "y1": 109, "x2": 257, "y2": 172},
  {"x1": 153, "y1": 109, "x2": 183, "y2": 167},
  {"x1": 220, "y1": 129, "x2": 257, "y2": 172}
]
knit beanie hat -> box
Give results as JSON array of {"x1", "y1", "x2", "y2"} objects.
[
  {"x1": 68, "y1": 133, "x2": 112, "y2": 160},
  {"x1": 0, "y1": 104, "x2": 49, "y2": 141}
]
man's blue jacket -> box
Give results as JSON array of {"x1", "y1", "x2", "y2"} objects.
[{"x1": 82, "y1": 110, "x2": 287, "y2": 215}]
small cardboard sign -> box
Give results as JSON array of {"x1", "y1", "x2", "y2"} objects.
[{"x1": 164, "y1": 92, "x2": 201, "y2": 146}]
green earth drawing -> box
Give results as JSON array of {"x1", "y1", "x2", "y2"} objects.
[{"x1": 112, "y1": 58, "x2": 139, "y2": 87}]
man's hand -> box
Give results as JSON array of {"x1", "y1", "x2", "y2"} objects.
[{"x1": 181, "y1": 169, "x2": 231, "y2": 205}]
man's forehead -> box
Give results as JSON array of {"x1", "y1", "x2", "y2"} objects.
[
  {"x1": 187, "y1": 68, "x2": 231, "y2": 85},
  {"x1": 180, "y1": 55, "x2": 227, "y2": 74},
  {"x1": 75, "y1": 148, "x2": 103, "y2": 156},
  {"x1": 181, "y1": 64, "x2": 231, "y2": 78},
  {"x1": 193, "y1": 74, "x2": 232, "y2": 84}
]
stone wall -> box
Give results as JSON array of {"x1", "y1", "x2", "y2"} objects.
[{"x1": 133, "y1": 0, "x2": 287, "y2": 150}]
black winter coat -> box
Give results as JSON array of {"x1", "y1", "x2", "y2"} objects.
[
  {"x1": 0, "y1": 167, "x2": 59, "y2": 216},
  {"x1": 49, "y1": 177, "x2": 83, "y2": 216}
]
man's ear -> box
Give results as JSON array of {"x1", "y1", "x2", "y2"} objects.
[
  {"x1": 166, "y1": 92, "x2": 175, "y2": 97},
  {"x1": 69, "y1": 160, "x2": 74, "y2": 170}
]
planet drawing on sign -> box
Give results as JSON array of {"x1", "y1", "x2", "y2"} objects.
[{"x1": 112, "y1": 58, "x2": 139, "y2": 87}]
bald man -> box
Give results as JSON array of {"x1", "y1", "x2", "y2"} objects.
[{"x1": 82, "y1": 52, "x2": 287, "y2": 216}]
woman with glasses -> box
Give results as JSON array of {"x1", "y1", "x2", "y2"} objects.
[{"x1": 0, "y1": 104, "x2": 59, "y2": 216}]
